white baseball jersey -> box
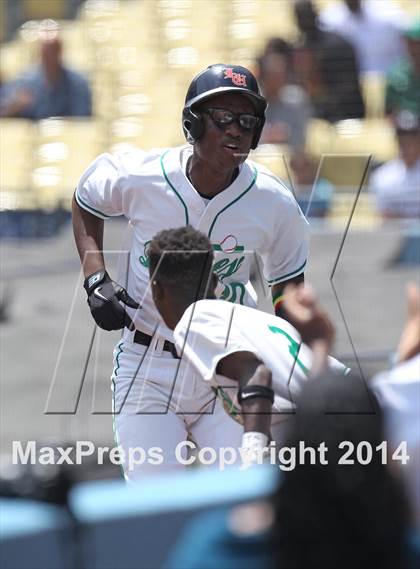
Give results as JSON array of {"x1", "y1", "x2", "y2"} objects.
[
  {"x1": 75, "y1": 145, "x2": 309, "y2": 341},
  {"x1": 174, "y1": 299, "x2": 350, "y2": 425}
]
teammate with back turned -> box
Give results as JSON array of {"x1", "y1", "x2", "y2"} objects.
[
  {"x1": 148, "y1": 226, "x2": 349, "y2": 461},
  {"x1": 72, "y1": 64, "x2": 310, "y2": 480}
]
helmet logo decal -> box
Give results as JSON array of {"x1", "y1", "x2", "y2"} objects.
[{"x1": 224, "y1": 68, "x2": 247, "y2": 87}]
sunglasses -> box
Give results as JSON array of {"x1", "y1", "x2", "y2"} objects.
[{"x1": 202, "y1": 107, "x2": 260, "y2": 132}]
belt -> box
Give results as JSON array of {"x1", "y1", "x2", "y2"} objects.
[{"x1": 132, "y1": 330, "x2": 180, "y2": 359}]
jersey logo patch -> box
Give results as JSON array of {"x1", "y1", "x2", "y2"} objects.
[
  {"x1": 223, "y1": 68, "x2": 247, "y2": 87},
  {"x1": 212, "y1": 235, "x2": 244, "y2": 254}
]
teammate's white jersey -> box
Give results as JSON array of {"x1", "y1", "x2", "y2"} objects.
[
  {"x1": 75, "y1": 145, "x2": 309, "y2": 341},
  {"x1": 174, "y1": 299, "x2": 350, "y2": 424}
]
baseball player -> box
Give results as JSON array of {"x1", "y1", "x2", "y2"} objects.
[
  {"x1": 72, "y1": 64, "x2": 310, "y2": 480},
  {"x1": 148, "y1": 226, "x2": 349, "y2": 455}
]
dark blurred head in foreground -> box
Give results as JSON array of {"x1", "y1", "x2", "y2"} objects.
[{"x1": 273, "y1": 371, "x2": 410, "y2": 569}]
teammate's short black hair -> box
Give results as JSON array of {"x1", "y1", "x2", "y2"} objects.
[{"x1": 148, "y1": 226, "x2": 214, "y2": 297}]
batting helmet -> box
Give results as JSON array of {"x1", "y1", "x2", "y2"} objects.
[{"x1": 182, "y1": 64, "x2": 267, "y2": 149}]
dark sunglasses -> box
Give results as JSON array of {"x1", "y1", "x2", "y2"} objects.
[{"x1": 202, "y1": 107, "x2": 260, "y2": 132}]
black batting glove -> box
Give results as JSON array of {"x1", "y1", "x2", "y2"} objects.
[{"x1": 84, "y1": 270, "x2": 139, "y2": 331}]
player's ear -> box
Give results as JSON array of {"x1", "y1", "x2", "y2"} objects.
[{"x1": 151, "y1": 278, "x2": 164, "y2": 301}]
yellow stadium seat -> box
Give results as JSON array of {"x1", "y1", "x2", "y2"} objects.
[
  {"x1": 0, "y1": 119, "x2": 36, "y2": 193},
  {"x1": 250, "y1": 144, "x2": 292, "y2": 182},
  {"x1": 361, "y1": 72, "x2": 386, "y2": 119},
  {"x1": 332, "y1": 119, "x2": 398, "y2": 162},
  {"x1": 305, "y1": 119, "x2": 337, "y2": 156},
  {"x1": 316, "y1": 154, "x2": 372, "y2": 189},
  {"x1": 32, "y1": 119, "x2": 106, "y2": 208},
  {"x1": 0, "y1": 40, "x2": 31, "y2": 81}
]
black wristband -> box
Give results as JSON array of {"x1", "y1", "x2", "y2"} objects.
[
  {"x1": 237, "y1": 385, "x2": 275, "y2": 405},
  {"x1": 84, "y1": 270, "x2": 107, "y2": 295}
]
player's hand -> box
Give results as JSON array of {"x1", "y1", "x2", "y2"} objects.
[
  {"x1": 396, "y1": 282, "x2": 420, "y2": 364},
  {"x1": 84, "y1": 270, "x2": 139, "y2": 331},
  {"x1": 283, "y1": 283, "x2": 335, "y2": 350}
]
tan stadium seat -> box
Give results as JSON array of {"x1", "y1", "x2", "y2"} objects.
[
  {"x1": 250, "y1": 144, "x2": 292, "y2": 182},
  {"x1": 305, "y1": 119, "x2": 337, "y2": 156},
  {"x1": 0, "y1": 119, "x2": 36, "y2": 193},
  {"x1": 361, "y1": 72, "x2": 386, "y2": 119},
  {"x1": 332, "y1": 119, "x2": 398, "y2": 162},
  {"x1": 32, "y1": 119, "x2": 106, "y2": 208}
]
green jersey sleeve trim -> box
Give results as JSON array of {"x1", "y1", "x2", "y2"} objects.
[
  {"x1": 75, "y1": 189, "x2": 110, "y2": 220},
  {"x1": 266, "y1": 259, "x2": 307, "y2": 285},
  {"x1": 208, "y1": 166, "x2": 258, "y2": 238},
  {"x1": 160, "y1": 150, "x2": 189, "y2": 225}
]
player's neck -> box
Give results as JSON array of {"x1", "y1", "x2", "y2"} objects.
[
  {"x1": 187, "y1": 155, "x2": 239, "y2": 197},
  {"x1": 166, "y1": 293, "x2": 216, "y2": 330}
]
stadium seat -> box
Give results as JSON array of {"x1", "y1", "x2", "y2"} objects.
[
  {"x1": 69, "y1": 465, "x2": 278, "y2": 569},
  {"x1": 332, "y1": 119, "x2": 398, "y2": 162},
  {"x1": 361, "y1": 72, "x2": 386, "y2": 119},
  {"x1": 0, "y1": 498, "x2": 75, "y2": 569},
  {"x1": 32, "y1": 119, "x2": 106, "y2": 209},
  {"x1": 305, "y1": 119, "x2": 337, "y2": 156},
  {"x1": 0, "y1": 119, "x2": 36, "y2": 196},
  {"x1": 250, "y1": 144, "x2": 292, "y2": 182},
  {"x1": 392, "y1": 225, "x2": 420, "y2": 266},
  {"x1": 316, "y1": 154, "x2": 372, "y2": 189}
]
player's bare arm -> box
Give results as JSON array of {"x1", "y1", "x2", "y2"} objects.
[
  {"x1": 396, "y1": 282, "x2": 420, "y2": 363},
  {"x1": 72, "y1": 195, "x2": 139, "y2": 331},
  {"x1": 217, "y1": 352, "x2": 273, "y2": 437},
  {"x1": 72, "y1": 195, "x2": 105, "y2": 276}
]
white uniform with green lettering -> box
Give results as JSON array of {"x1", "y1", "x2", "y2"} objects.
[
  {"x1": 174, "y1": 299, "x2": 349, "y2": 431},
  {"x1": 75, "y1": 144, "x2": 309, "y2": 480}
]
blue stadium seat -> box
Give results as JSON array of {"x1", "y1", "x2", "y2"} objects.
[
  {"x1": 393, "y1": 226, "x2": 420, "y2": 266},
  {"x1": 69, "y1": 465, "x2": 278, "y2": 569},
  {"x1": 0, "y1": 498, "x2": 76, "y2": 569}
]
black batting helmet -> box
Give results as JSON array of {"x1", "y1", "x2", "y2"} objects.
[{"x1": 182, "y1": 64, "x2": 267, "y2": 149}]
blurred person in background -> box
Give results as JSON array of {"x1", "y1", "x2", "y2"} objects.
[
  {"x1": 320, "y1": 0, "x2": 408, "y2": 74},
  {"x1": 256, "y1": 39, "x2": 311, "y2": 148},
  {"x1": 0, "y1": 21, "x2": 91, "y2": 120},
  {"x1": 293, "y1": 0, "x2": 365, "y2": 122},
  {"x1": 386, "y1": 20, "x2": 420, "y2": 118},
  {"x1": 369, "y1": 110, "x2": 420, "y2": 219},
  {"x1": 371, "y1": 283, "x2": 420, "y2": 532},
  {"x1": 289, "y1": 150, "x2": 334, "y2": 218}
]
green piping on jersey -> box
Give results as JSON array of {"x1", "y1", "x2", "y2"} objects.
[
  {"x1": 268, "y1": 324, "x2": 309, "y2": 376},
  {"x1": 75, "y1": 190, "x2": 110, "y2": 220},
  {"x1": 111, "y1": 341, "x2": 125, "y2": 479},
  {"x1": 266, "y1": 259, "x2": 307, "y2": 285},
  {"x1": 207, "y1": 166, "x2": 258, "y2": 238},
  {"x1": 160, "y1": 150, "x2": 189, "y2": 225}
]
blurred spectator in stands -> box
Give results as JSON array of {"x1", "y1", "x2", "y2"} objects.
[
  {"x1": 293, "y1": 0, "x2": 365, "y2": 123},
  {"x1": 256, "y1": 41, "x2": 311, "y2": 148},
  {"x1": 386, "y1": 20, "x2": 420, "y2": 118},
  {"x1": 289, "y1": 150, "x2": 334, "y2": 218},
  {"x1": 372, "y1": 282, "x2": 420, "y2": 531},
  {"x1": 0, "y1": 21, "x2": 91, "y2": 120},
  {"x1": 369, "y1": 110, "x2": 420, "y2": 219},
  {"x1": 320, "y1": 0, "x2": 408, "y2": 74}
]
